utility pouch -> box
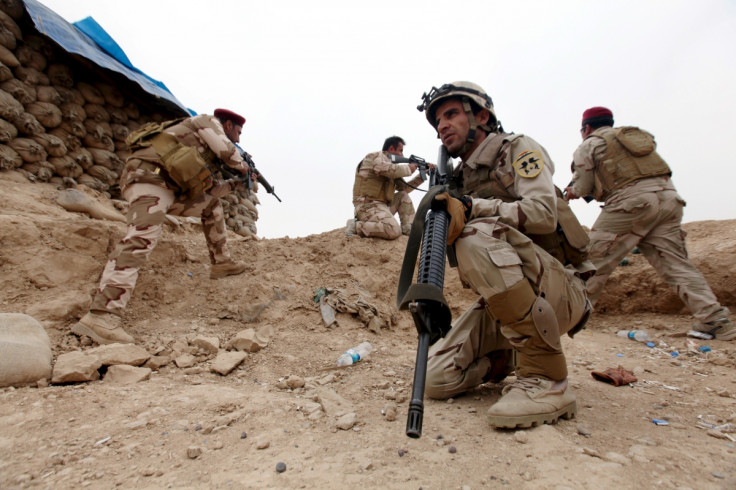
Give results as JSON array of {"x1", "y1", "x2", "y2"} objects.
[
  {"x1": 150, "y1": 132, "x2": 214, "y2": 199},
  {"x1": 614, "y1": 127, "x2": 655, "y2": 156}
]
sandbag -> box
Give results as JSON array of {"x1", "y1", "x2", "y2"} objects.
[
  {"x1": 1, "y1": 78, "x2": 34, "y2": 103},
  {"x1": 35, "y1": 85, "x2": 61, "y2": 104},
  {"x1": 47, "y1": 63, "x2": 74, "y2": 88},
  {"x1": 0, "y1": 143, "x2": 21, "y2": 169},
  {"x1": 77, "y1": 81, "x2": 105, "y2": 104},
  {"x1": 26, "y1": 101, "x2": 63, "y2": 128},
  {"x1": 0, "y1": 116, "x2": 17, "y2": 142},
  {"x1": 32, "y1": 132, "x2": 67, "y2": 157},
  {"x1": 8, "y1": 137, "x2": 46, "y2": 162}
]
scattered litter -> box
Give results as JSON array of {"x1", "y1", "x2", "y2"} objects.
[
  {"x1": 652, "y1": 419, "x2": 669, "y2": 426},
  {"x1": 697, "y1": 346, "x2": 711, "y2": 353},
  {"x1": 687, "y1": 330, "x2": 713, "y2": 340},
  {"x1": 591, "y1": 366, "x2": 637, "y2": 386}
]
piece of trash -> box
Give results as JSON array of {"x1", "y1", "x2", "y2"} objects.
[
  {"x1": 616, "y1": 353, "x2": 624, "y2": 357},
  {"x1": 591, "y1": 366, "x2": 637, "y2": 386},
  {"x1": 670, "y1": 351, "x2": 679, "y2": 357},
  {"x1": 187, "y1": 272, "x2": 193, "y2": 277},
  {"x1": 697, "y1": 346, "x2": 711, "y2": 353},
  {"x1": 646, "y1": 341, "x2": 655, "y2": 348},
  {"x1": 687, "y1": 330, "x2": 714, "y2": 340},
  {"x1": 652, "y1": 419, "x2": 669, "y2": 426}
]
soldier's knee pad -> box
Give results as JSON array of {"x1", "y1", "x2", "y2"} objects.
[{"x1": 486, "y1": 280, "x2": 561, "y2": 351}]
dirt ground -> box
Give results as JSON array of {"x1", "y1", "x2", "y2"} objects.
[{"x1": 1, "y1": 170, "x2": 735, "y2": 489}]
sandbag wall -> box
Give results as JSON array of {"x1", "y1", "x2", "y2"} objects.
[{"x1": 0, "y1": 1, "x2": 260, "y2": 237}]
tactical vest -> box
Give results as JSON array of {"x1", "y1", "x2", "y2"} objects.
[
  {"x1": 126, "y1": 119, "x2": 217, "y2": 199},
  {"x1": 591, "y1": 126, "x2": 671, "y2": 201},
  {"x1": 352, "y1": 154, "x2": 395, "y2": 203},
  {"x1": 456, "y1": 133, "x2": 590, "y2": 267}
]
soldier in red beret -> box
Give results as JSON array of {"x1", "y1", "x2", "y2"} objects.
[
  {"x1": 71, "y1": 109, "x2": 252, "y2": 345},
  {"x1": 566, "y1": 107, "x2": 734, "y2": 340}
]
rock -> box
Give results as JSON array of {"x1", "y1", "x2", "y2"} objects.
[
  {"x1": 336, "y1": 412, "x2": 357, "y2": 430},
  {"x1": 231, "y1": 327, "x2": 270, "y2": 352},
  {"x1": 256, "y1": 439, "x2": 270, "y2": 450},
  {"x1": 448, "y1": 446, "x2": 457, "y2": 454},
  {"x1": 285, "y1": 375, "x2": 305, "y2": 389},
  {"x1": 211, "y1": 351, "x2": 247, "y2": 375},
  {"x1": 315, "y1": 387, "x2": 355, "y2": 417},
  {"x1": 88, "y1": 343, "x2": 150, "y2": 366},
  {"x1": 145, "y1": 355, "x2": 171, "y2": 370},
  {"x1": 186, "y1": 446, "x2": 201, "y2": 459},
  {"x1": 577, "y1": 424, "x2": 591, "y2": 437},
  {"x1": 104, "y1": 365, "x2": 151, "y2": 384},
  {"x1": 275, "y1": 462, "x2": 286, "y2": 473},
  {"x1": 52, "y1": 351, "x2": 102, "y2": 383},
  {"x1": 174, "y1": 353, "x2": 197, "y2": 369},
  {"x1": 191, "y1": 335, "x2": 219, "y2": 355},
  {"x1": 0, "y1": 313, "x2": 53, "y2": 387},
  {"x1": 383, "y1": 403, "x2": 397, "y2": 422},
  {"x1": 513, "y1": 431, "x2": 528, "y2": 444}
]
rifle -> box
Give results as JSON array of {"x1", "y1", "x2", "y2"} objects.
[
  {"x1": 396, "y1": 145, "x2": 454, "y2": 438},
  {"x1": 230, "y1": 146, "x2": 282, "y2": 202},
  {"x1": 388, "y1": 154, "x2": 435, "y2": 182}
]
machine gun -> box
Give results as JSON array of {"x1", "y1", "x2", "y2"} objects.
[
  {"x1": 396, "y1": 145, "x2": 454, "y2": 438},
  {"x1": 219, "y1": 146, "x2": 282, "y2": 202},
  {"x1": 388, "y1": 154, "x2": 435, "y2": 182}
]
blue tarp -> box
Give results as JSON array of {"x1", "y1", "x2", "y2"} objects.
[{"x1": 23, "y1": 0, "x2": 190, "y2": 115}]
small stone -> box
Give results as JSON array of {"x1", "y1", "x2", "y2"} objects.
[
  {"x1": 513, "y1": 431, "x2": 528, "y2": 444},
  {"x1": 275, "y1": 462, "x2": 286, "y2": 473},
  {"x1": 187, "y1": 446, "x2": 202, "y2": 459},
  {"x1": 577, "y1": 424, "x2": 591, "y2": 437},
  {"x1": 240, "y1": 432, "x2": 247, "y2": 439},
  {"x1": 194, "y1": 424, "x2": 202, "y2": 431},
  {"x1": 398, "y1": 449, "x2": 405, "y2": 457},
  {"x1": 448, "y1": 446, "x2": 457, "y2": 454},
  {"x1": 256, "y1": 440, "x2": 270, "y2": 450}
]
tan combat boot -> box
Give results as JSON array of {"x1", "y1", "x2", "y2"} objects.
[
  {"x1": 487, "y1": 377, "x2": 576, "y2": 429},
  {"x1": 693, "y1": 318, "x2": 736, "y2": 341},
  {"x1": 72, "y1": 311, "x2": 134, "y2": 344},
  {"x1": 210, "y1": 259, "x2": 247, "y2": 279}
]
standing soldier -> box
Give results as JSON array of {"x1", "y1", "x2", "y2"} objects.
[
  {"x1": 350, "y1": 136, "x2": 429, "y2": 239},
  {"x1": 419, "y1": 82, "x2": 593, "y2": 429},
  {"x1": 565, "y1": 107, "x2": 734, "y2": 340},
  {"x1": 72, "y1": 109, "x2": 250, "y2": 345}
]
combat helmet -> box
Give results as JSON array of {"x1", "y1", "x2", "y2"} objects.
[{"x1": 417, "y1": 82, "x2": 500, "y2": 155}]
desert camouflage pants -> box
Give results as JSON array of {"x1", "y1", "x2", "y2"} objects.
[
  {"x1": 90, "y1": 182, "x2": 231, "y2": 316},
  {"x1": 425, "y1": 218, "x2": 588, "y2": 399},
  {"x1": 585, "y1": 188, "x2": 729, "y2": 322},
  {"x1": 354, "y1": 191, "x2": 414, "y2": 239}
]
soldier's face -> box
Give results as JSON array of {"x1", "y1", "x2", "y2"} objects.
[
  {"x1": 387, "y1": 142, "x2": 404, "y2": 156},
  {"x1": 434, "y1": 99, "x2": 469, "y2": 157},
  {"x1": 224, "y1": 121, "x2": 242, "y2": 143}
]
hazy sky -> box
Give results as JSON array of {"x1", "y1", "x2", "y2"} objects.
[{"x1": 38, "y1": 0, "x2": 736, "y2": 239}]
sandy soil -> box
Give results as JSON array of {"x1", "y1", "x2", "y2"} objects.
[{"x1": 0, "y1": 170, "x2": 734, "y2": 489}]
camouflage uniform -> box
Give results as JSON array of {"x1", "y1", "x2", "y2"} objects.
[
  {"x1": 571, "y1": 126, "x2": 730, "y2": 323},
  {"x1": 89, "y1": 114, "x2": 246, "y2": 316},
  {"x1": 426, "y1": 133, "x2": 590, "y2": 399},
  {"x1": 352, "y1": 151, "x2": 423, "y2": 239}
]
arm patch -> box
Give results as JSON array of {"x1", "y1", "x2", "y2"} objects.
[{"x1": 512, "y1": 150, "x2": 544, "y2": 178}]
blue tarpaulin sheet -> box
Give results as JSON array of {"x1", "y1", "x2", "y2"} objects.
[{"x1": 23, "y1": 0, "x2": 190, "y2": 115}]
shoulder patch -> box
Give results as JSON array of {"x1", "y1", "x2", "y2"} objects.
[{"x1": 512, "y1": 150, "x2": 544, "y2": 178}]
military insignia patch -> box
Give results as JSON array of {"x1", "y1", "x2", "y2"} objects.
[{"x1": 512, "y1": 150, "x2": 544, "y2": 178}]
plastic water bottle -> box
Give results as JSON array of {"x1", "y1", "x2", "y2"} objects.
[
  {"x1": 616, "y1": 330, "x2": 651, "y2": 342},
  {"x1": 336, "y1": 342, "x2": 372, "y2": 367}
]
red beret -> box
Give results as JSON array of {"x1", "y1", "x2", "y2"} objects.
[
  {"x1": 214, "y1": 108, "x2": 245, "y2": 127},
  {"x1": 582, "y1": 106, "x2": 613, "y2": 125}
]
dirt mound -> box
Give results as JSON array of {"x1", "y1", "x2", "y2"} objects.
[{"x1": 1, "y1": 171, "x2": 735, "y2": 489}]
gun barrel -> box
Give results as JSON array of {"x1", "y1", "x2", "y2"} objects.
[{"x1": 406, "y1": 331, "x2": 430, "y2": 438}]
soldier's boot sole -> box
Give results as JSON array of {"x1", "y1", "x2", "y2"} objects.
[{"x1": 488, "y1": 400, "x2": 577, "y2": 430}]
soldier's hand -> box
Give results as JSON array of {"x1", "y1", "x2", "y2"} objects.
[
  {"x1": 563, "y1": 186, "x2": 579, "y2": 201},
  {"x1": 433, "y1": 192, "x2": 472, "y2": 245}
]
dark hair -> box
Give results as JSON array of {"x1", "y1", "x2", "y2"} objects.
[
  {"x1": 382, "y1": 136, "x2": 405, "y2": 152},
  {"x1": 583, "y1": 116, "x2": 614, "y2": 130}
]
